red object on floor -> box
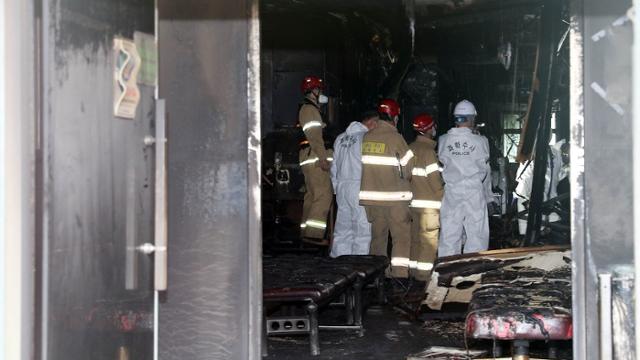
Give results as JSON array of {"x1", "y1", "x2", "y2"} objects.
[{"x1": 466, "y1": 310, "x2": 572, "y2": 340}]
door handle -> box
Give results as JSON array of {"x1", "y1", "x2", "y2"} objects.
[
  {"x1": 136, "y1": 243, "x2": 166, "y2": 255},
  {"x1": 153, "y1": 99, "x2": 168, "y2": 291}
]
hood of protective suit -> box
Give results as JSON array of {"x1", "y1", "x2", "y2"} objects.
[
  {"x1": 345, "y1": 121, "x2": 368, "y2": 135},
  {"x1": 330, "y1": 122, "x2": 369, "y2": 184}
]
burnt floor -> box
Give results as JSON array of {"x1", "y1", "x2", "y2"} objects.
[{"x1": 265, "y1": 305, "x2": 467, "y2": 360}]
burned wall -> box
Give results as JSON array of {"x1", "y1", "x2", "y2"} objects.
[
  {"x1": 260, "y1": 1, "x2": 410, "y2": 137},
  {"x1": 260, "y1": 13, "x2": 348, "y2": 135}
]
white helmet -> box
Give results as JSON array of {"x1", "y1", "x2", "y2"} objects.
[{"x1": 453, "y1": 100, "x2": 477, "y2": 116}]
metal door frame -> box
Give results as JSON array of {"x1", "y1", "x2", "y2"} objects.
[
  {"x1": 634, "y1": 0, "x2": 640, "y2": 354},
  {"x1": 569, "y1": 0, "x2": 587, "y2": 357},
  {"x1": 248, "y1": 0, "x2": 264, "y2": 358}
]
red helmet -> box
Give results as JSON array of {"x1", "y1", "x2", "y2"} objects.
[
  {"x1": 301, "y1": 76, "x2": 324, "y2": 93},
  {"x1": 413, "y1": 114, "x2": 436, "y2": 133},
  {"x1": 377, "y1": 99, "x2": 401, "y2": 118}
]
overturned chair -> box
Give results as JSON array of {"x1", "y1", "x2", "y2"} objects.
[{"x1": 262, "y1": 255, "x2": 389, "y2": 356}]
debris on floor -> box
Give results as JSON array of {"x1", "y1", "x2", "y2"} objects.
[
  {"x1": 406, "y1": 346, "x2": 487, "y2": 360},
  {"x1": 266, "y1": 247, "x2": 573, "y2": 359},
  {"x1": 266, "y1": 306, "x2": 467, "y2": 360},
  {"x1": 421, "y1": 320, "x2": 466, "y2": 345}
]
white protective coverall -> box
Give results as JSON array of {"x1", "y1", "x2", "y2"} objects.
[
  {"x1": 330, "y1": 121, "x2": 372, "y2": 257},
  {"x1": 438, "y1": 127, "x2": 492, "y2": 257}
]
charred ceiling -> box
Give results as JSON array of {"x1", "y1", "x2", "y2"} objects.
[{"x1": 260, "y1": 0, "x2": 569, "y2": 164}]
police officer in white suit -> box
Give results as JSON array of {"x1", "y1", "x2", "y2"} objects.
[{"x1": 438, "y1": 100, "x2": 493, "y2": 256}]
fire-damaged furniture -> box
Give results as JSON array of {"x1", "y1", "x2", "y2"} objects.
[
  {"x1": 464, "y1": 262, "x2": 572, "y2": 359},
  {"x1": 262, "y1": 255, "x2": 389, "y2": 356},
  {"x1": 424, "y1": 246, "x2": 570, "y2": 311},
  {"x1": 418, "y1": 247, "x2": 571, "y2": 359}
]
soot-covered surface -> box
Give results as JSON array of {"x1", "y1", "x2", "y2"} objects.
[{"x1": 265, "y1": 306, "x2": 466, "y2": 360}]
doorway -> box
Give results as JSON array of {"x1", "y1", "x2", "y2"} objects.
[
  {"x1": 259, "y1": 0, "x2": 574, "y2": 358},
  {"x1": 19, "y1": 0, "x2": 636, "y2": 359}
]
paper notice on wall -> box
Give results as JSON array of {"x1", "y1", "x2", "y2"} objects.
[
  {"x1": 114, "y1": 38, "x2": 142, "y2": 119},
  {"x1": 134, "y1": 32, "x2": 157, "y2": 86}
]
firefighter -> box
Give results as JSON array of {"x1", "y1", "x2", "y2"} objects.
[
  {"x1": 408, "y1": 114, "x2": 444, "y2": 282},
  {"x1": 330, "y1": 111, "x2": 378, "y2": 257},
  {"x1": 438, "y1": 100, "x2": 492, "y2": 257},
  {"x1": 298, "y1": 76, "x2": 333, "y2": 242},
  {"x1": 360, "y1": 99, "x2": 415, "y2": 279}
]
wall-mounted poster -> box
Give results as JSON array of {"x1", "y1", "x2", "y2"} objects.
[{"x1": 114, "y1": 38, "x2": 142, "y2": 119}]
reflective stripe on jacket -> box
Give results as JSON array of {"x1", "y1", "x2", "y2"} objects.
[
  {"x1": 359, "y1": 121, "x2": 415, "y2": 206},
  {"x1": 300, "y1": 156, "x2": 333, "y2": 167}
]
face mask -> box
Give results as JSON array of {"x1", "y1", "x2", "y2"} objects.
[{"x1": 318, "y1": 94, "x2": 329, "y2": 104}]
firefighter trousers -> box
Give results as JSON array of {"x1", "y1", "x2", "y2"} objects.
[
  {"x1": 410, "y1": 208, "x2": 440, "y2": 281},
  {"x1": 300, "y1": 149, "x2": 333, "y2": 239},
  {"x1": 366, "y1": 205, "x2": 412, "y2": 278}
]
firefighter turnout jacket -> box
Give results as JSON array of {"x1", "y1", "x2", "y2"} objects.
[
  {"x1": 359, "y1": 120, "x2": 415, "y2": 206},
  {"x1": 299, "y1": 97, "x2": 329, "y2": 163},
  {"x1": 409, "y1": 136, "x2": 444, "y2": 209}
]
